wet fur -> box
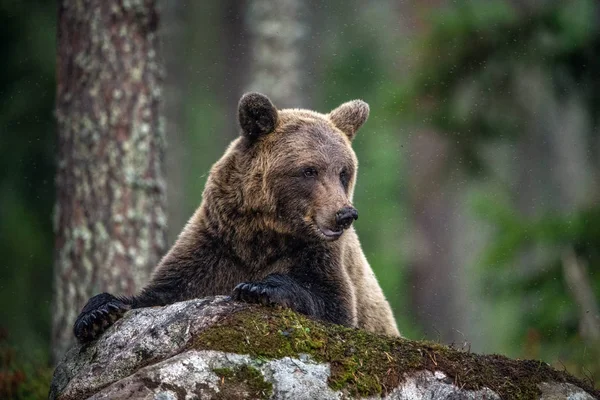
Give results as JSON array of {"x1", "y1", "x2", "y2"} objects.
[{"x1": 74, "y1": 94, "x2": 400, "y2": 342}]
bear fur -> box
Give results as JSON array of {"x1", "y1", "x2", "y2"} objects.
[{"x1": 73, "y1": 93, "x2": 400, "y2": 342}]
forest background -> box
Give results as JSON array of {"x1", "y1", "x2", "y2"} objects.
[{"x1": 1, "y1": 0, "x2": 599, "y2": 397}]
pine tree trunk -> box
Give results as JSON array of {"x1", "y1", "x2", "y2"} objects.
[{"x1": 52, "y1": 0, "x2": 166, "y2": 363}]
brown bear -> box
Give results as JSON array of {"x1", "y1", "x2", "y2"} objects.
[{"x1": 73, "y1": 93, "x2": 400, "y2": 342}]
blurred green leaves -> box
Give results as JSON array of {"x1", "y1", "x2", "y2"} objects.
[
  {"x1": 396, "y1": 0, "x2": 600, "y2": 381},
  {"x1": 472, "y1": 196, "x2": 600, "y2": 269},
  {"x1": 0, "y1": 0, "x2": 56, "y2": 364},
  {"x1": 392, "y1": 0, "x2": 600, "y2": 172}
]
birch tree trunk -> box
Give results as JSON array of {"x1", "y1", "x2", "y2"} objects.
[{"x1": 52, "y1": 0, "x2": 167, "y2": 363}]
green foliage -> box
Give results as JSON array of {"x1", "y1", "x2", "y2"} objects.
[
  {"x1": 0, "y1": 0, "x2": 56, "y2": 362},
  {"x1": 473, "y1": 195, "x2": 600, "y2": 381},
  {"x1": 397, "y1": 0, "x2": 600, "y2": 383},
  {"x1": 472, "y1": 198, "x2": 600, "y2": 269},
  {"x1": 395, "y1": 0, "x2": 600, "y2": 171}
]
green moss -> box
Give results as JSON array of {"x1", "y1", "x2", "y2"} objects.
[
  {"x1": 193, "y1": 305, "x2": 600, "y2": 399},
  {"x1": 212, "y1": 365, "x2": 272, "y2": 400}
]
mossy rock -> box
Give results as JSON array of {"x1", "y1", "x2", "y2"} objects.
[
  {"x1": 194, "y1": 306, "x2": 599, "y2": 399},
  {"x1": 49, "y1": 297, "x2": 599, "y2": 400}
]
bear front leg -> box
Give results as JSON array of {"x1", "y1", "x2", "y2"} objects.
[
  {"x1": 231, "y1": 273, "x2": 353, "y2": 326},
  {"x1": 73, "y1": 293, "x2": 131, "y2": 343}
]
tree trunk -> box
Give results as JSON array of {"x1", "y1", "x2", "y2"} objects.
[
  {"x1": 52, "y1": 0, "x2": 167, "y2": 363},
  {"x1": 406, "y1": 130, "x2": 469, "y2": 344},
  {"x1": 394, "y1": 0, "x2": 471, "y2": 345},
  {"x1": 245, "y1": 0, "x2": 310, "y2": 108}
]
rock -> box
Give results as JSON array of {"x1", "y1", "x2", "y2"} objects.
[{"x1": 49, "y1": 297, "x2": 599, "y2": 400}]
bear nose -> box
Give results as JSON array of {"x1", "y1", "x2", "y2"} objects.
[{"x1": 335, "y1": 206, "x2": 358, "y2": 228}]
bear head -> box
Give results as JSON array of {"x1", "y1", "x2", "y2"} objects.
[{"x1": 204, "y1": 92, "x2": 369, "y2": 243}]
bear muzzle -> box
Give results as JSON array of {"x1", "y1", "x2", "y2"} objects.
[{"x1": 317, "y1": 206, "x2": 358, "y2": 241}]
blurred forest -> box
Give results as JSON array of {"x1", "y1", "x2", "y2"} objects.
[{"x1": 1, "y1": 0, "x2": 599, "y2": 397}]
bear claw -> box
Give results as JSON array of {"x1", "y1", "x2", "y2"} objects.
[
  {"x1": 73, "y1": 293, "x2": 130, "y2": 343},
  {"x1": 232, "y1": 281, "x2": 289, "y2": 308}
]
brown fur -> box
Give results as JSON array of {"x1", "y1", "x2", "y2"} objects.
[{"x1": 73, "y1": 93, "x2": 400, "y2": 342}]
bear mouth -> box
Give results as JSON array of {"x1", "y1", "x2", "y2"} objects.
[{"x1": 317, "y1": 226, "x2": 344, "y2": 241}]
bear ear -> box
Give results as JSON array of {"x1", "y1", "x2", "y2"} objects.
[
  {"x1": 238, "y1": 92, "x2": 278, "y2": 140},
  {"x1": 328, "y1": 100, "x2": 370, "y2": 141}
]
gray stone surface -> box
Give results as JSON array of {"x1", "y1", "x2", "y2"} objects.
[
  {"x1": 380, "y1": 370, "x2": 500, "y2": 400},
  {"x1": 538, "y1": 382, "x2": 597, "y2": 400},
  {"x1": 49, "y1": 296, "x2": 247, "y2": 400}
]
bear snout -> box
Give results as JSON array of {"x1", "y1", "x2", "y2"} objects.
[
  {"x1": 335, "y1": 206, "x2": 358, "y2": 229},
  {"x1": 315, "y1": 206, "x2": 356, "y2": 240}
]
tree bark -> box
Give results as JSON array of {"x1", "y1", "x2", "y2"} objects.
[
  {"x1": 245, "y1": 0, "x2": 310, "y2": 108},
  {"x1": 53, "y1": 0, "x2": 167, "y2": 363}
]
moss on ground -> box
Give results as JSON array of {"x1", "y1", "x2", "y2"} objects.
[
  {"x1": 212, "y1": 365, "x2": 272, "y2": 400},
  {"x1": 193, "y1": 305, "x2": 600, "y2": 399}
]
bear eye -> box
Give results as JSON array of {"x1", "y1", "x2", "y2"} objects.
[
  {"x1": 340, "y1": 168, "x2": 349, "y2": 186},
  {"x1": 303, "y1": 167, "x2": 318, "y2": 178}
]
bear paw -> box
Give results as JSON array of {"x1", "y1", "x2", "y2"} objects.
[
  {"x1": 231, "y1": 281, "x2": 293, "y2": 309},
  {"x1": 73, "y1": 293, "x2": 131, "y2": 343}
]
